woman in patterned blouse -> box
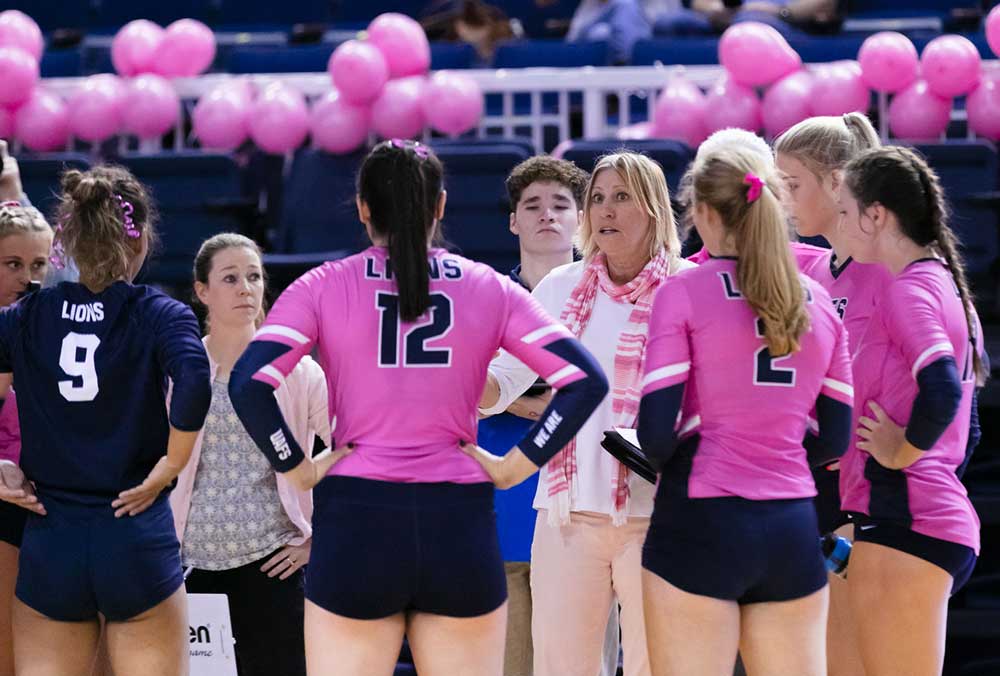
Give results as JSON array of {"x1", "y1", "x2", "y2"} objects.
[{"x1": 170, "y1": 233, "x2": 331, "y2": 676}]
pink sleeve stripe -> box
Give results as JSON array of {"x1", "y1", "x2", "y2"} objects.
[
  {"x1": 821, "y1": 377, "x2": 854, "y2": 404},
  {"x1": 678, "y1": 414, "x2": 701, "y2": 438},
  {"x1": 521, "y1": 324, "x2": 573, "y2": 345},
  {"x1": 911, "y1": 342, "x2": 955, "y2": 378},
  {"x1": 640, "y1": 362, "x2": 690, "y2": 394},
  {"x1": 547, "y1": 364, "x2": 586, "y2": 389},
  {"x1": 251, "y1": 366, "x2": 284, "y2": 390},
  {"x1": 255, "y1": 325, "x2": 310, "y2": 345}
]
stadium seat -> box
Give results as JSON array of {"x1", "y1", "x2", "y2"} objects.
[
  {"x1": 558, "y1": 139, "x2": 695, "y2": 196},
  {"x1": 18, "y1": 154, "x2": 92, "y2": 220},
  {"x1": 493, "y1": 40, "x2": 610, "y2": 68},
  {"x1": 430, "y1": 42, "x2": 479, "y2": 70},
  {"x1": 226, "y1": 43, "x2": 339, "y2": 74},
  {"x1": 431, "y1": 142, "x2": 533, "y2": 272},
  {"x1": 912, "y1": 141, "x2": 1000, "y2": 285},
  {"x1": 630, "y1": 38, "x2": 720, "y2": 66},
  {"x1": 275, "y1": 148, "x2": 368, "y2": 256},
  {"x1": 218, "y1": 0, "x2": 333, "y2": 27},
  {"x1": 39, "y1": 48, "x2": 84, "y2": 78},
  {"x1": 89, "y1": 0, "x2": 217, "y2": 31},
  {"x1": 114, "y1": 153, "x2": 247, "y2": 287},
  {"x1": 3, "y1": 0, "x2": 88, "y2": 32}
]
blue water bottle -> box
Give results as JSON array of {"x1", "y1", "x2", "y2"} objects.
[{"x1": 821, "y1": 532, "x2": 852, "y2": 579}]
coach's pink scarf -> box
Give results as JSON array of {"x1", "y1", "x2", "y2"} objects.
[{"x1": 546, "y1": 248, "x2": 672, "y2": 526}]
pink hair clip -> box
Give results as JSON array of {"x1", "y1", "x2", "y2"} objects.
[
  {"x1": 744, "y1": 173, "x2": 764, "y2": 204},
  {"x1": 390, "y1": 138, "x2": 430, "y2": 159},
  {"x1": 114, "y1": 194, "x2": 141, "y2": 239},
  {"x1": 50, "y1": 223, "x2": 67, "y2": 270},
  {"x1": 0, "y1": 201, "x2": 20, "y2": 208}
]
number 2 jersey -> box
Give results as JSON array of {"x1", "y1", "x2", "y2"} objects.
[
  {"x1": 229, "y1": 247, "x2": 607, "y2": 482},
  {"x1": 0, "y1": 282, "x2": 211, "y2": 506},
  {"x1": 640, "y1": 257, "x2": 853, "y2": 500}
]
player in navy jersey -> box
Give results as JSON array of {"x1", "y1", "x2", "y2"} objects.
[
  {"x1": 838, "y1": 147, "x2": 984, "y2": 676},
  {"x1": 638, "y1": 146, "x2": 853, "y2": 676},
  {"x1": 0, "y1": 166, "x2": 211, "y2": 676}
]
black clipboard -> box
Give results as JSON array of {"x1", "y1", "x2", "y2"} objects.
[{"x1": 601, "y1": 429, "x2": 657, "y2": 484}]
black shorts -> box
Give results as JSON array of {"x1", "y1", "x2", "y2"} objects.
[
  {"x1": 16, "y1": 495, "x2": 183, "y2": 621},
  {"x1": 851, "y1": 514, "x2": 977, "y2": 594},
  {"x1": 811, "y1": 464, "x2": 849, "y2": 534},
  {"x1": 643, "y1": 481, "x2": 828, "y2": 604},
  {"x1": 306, "y1": 476, "x2": 507, "y2": 620},
  {"x1": 0, "y1": 500, "x2": 27, "y2": 548}
]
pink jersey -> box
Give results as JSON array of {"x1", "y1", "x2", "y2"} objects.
[
  {"x1": 0, "y1": 392, "x2": 18, "y2": 464},
  {"x1": 688, "y1": 242, "x2": 830, "y2": 271},
  {"x1": 799, "y1": 251, "x2": 894, "y2": 355},
  {"x1": 840, "y1": 259, "x2": 980, "y2": 553},
  {"x1": 256, "y1": 247, "x2": 584, "y2": 484},
  {"x1": 642, "y1": 257, "x2": 853, "y2": 500}
]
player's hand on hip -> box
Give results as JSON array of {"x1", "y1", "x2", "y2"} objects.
[
  {"x1": 0, "y1": 461, "x2": 45, "y2": 515},
  {"x1": 460, "y1": 442, "x2": 539, "y2": 490},
  {"x1": 112, "y1": 455, "x2": 183, "y2": 517},
  {"x1": 857, "y1": 400, "x2": 914, "y2": 469},
  {"x1": 261, "y1": 538, "x2": 311, "y2": 580},
  {"x1": 286, "y1": 444, "x2": 354, "y2": 492}
]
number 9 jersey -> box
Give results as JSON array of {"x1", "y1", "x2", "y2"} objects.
[{"x1": 0, "y1": 281, "x2": 211, "y2": 506}]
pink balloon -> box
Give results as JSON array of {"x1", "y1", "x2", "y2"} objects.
[
  {"x1": 719, "y1": 21, "x2": 800, "y2": 87},
  {"x1": 371, "y1": 76, "x2": 426, "y2": 139},
  {"x1": 921, "y1": 35, "x2": 981, "y2": 99},
  {"x1": 311, "y1": 89, "x2": 370, "y2": 154},
  {"x1": 888, "y1": 80, "x2": 951, "y2": 140},
  {"x1": 809, "y1": 62, "x2": 870, "y2": 117},
  {"x1": 249, "y1": 83, "x2": 310, "y2": 154},
  {"x1": 616, "y1": 122, "x2": 653, "y2": 140},
  {"x1": 762, "y1": 70, "x2": 813, "y2": 138},
  {"x1": 652, "y1": 77, "x2": 706, "y2": 147},
  {"x1": 988, "y1": 5, "x2": 1000, "y2": 59},
  {"x1": 0, "y1": 10, "x2": 43, "y2": 61},
  {"x1": 122, "y1": 74, "x2": 180, "y2": 139},
  {"x1": 858, "y1": 32, "x2": 918, "y2": 93},
  {"x1": 367, "y1": 13, "x2": 431, "y2": 79},
  {"x1": 704, "y1": 77, "x2": 761, "y2": 134},
  {"x1": 154, "y1": 19, "x2": 216, "y2": 78},
  {"x1": 422, "y1": 71, "x2": 483, "y2": 136},
  {"x1": 329, "y1": 40, "x2": 388, "y2": 105},
  {"x1": 0, "y1": 47, "x2": 38, "y2": 107},
  {"x1": 68, "y1": 74, "x2": 127, "y2": 142},
  {"x1": 967, "y1": 72, "x2": 1000, "y2": 141},
  {"x1": 15, "y1": 89, "x2": 69, "y2": 152},
  {"x1": 0, "y1": 107, "x2": 13, "y2": 139},
  {"x1": 112, "y1": 20, "x2": 164, "y2": 77},
  {"x1": 193, "y1": 82, "x2": 253, "y2": 150}
]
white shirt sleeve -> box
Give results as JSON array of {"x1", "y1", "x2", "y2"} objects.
[{"x1": 480, "y1": 267, "x2": 571, "y2": 417}]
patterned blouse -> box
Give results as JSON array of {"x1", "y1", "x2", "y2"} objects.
[{"x1": 182, "y1": 378, "x2": 299, "y2": 570}]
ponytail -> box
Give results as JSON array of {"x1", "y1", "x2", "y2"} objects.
[
  {"x1": 357, "y1": 140, "x2": 444, "y2": 322},
  {"x1": 689, "y1": 148, "x2": 809, "y2": 355}
]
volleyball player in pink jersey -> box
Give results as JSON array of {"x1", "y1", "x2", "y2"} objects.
[
  {"x1": 837, "y1": 146, "x2": 983, "y2": 676},
  {"x1": 638, "y1": 146, "x2": 853, "y2": 676},
  {"x1": 228, "y1": 139, "x2": 607, "y2": 676}
]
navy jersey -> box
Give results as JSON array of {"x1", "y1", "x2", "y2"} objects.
[{"x1": 0, "y1": 282, "x2": 211, "y2": 506}]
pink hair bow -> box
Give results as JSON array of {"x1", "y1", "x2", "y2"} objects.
[{"x1": 744, "y1": 173, "x2": 764, "y2": 204}]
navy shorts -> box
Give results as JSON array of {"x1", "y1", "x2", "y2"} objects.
[
  {"x1": 851, "y1": 515, "x2": 977, "y2": 594},
  {"x1": 306, "y1": 476, "x2": 507, "y2": 620},
  {"x1": 811, "y1": 464, "x2": 849, "y2": 534},
  {"x1": 644, "y1": 480, "x2": 828, "y2": 604},
  {"x1": 0, "y1": 500, "x2": 27, "y2": 548},
  {"x1": 16, "y1": 495, "x2": 183, "y2": 622}
]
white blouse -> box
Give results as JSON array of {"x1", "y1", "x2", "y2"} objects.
[{"x1": 481, "y1": 258, "x2": 695, "y2": 518}]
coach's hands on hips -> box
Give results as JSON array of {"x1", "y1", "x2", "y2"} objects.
[
  {"x1": 262, "y1": 538, "x2": 311, "y2": 580},
  {"x1": 460, "y1": 442, "x2": 539, "y2": 489},
  {"x1": 285, "y1": 444, "x2": 354, "y2": 492},
  {"x1": 113, "y1": 455, "x2": 185, "y2": 517},
  {"x1": 0, "y1": 461, "x2": 45, "y2": 515}
]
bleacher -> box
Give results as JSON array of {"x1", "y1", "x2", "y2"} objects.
[{"x1": 10, "y1": 1, "x2": 1000, "y2": 673}]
